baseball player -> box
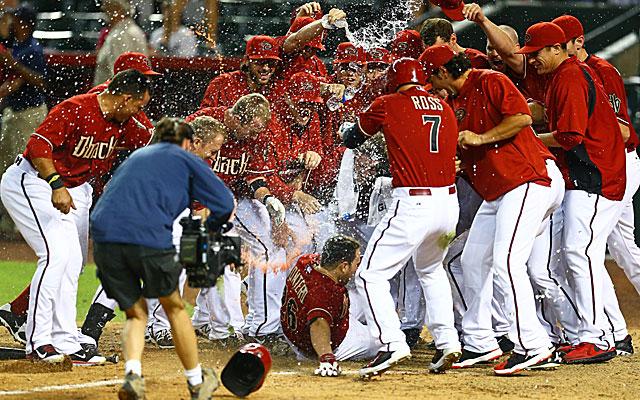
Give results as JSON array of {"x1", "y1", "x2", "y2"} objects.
[
  {"x1": 390, "y1": 30, "x2": 425, "y2": 60},
  {"x1": 0, "y1": 69, "x2": 152, "y2": 365},
  {"x1": 363, "y1": 48, "x2": 391, "y2": 82},
  {"x1": 419, "y1": 17, "x2": 491, "y2": 69},
  {"x1": 423, "y1": 45, "x2": 559, "y2": 374},
  {"x1": 341, "y1": 58, "x2": 461, "y2": 377},
  {"x1": 553, "y1": 14, "x2": 636, "y2": 355},
  {"x1": 281, "y1": 235, "x2": 378, "y2": 377},
  {"x1": 518, "y1": 22, "x2": 625, "y2": 364}
]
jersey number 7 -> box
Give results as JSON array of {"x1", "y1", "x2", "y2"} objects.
[{"x1": 422, "y1": 115, "x2": 441, "y2": 153}]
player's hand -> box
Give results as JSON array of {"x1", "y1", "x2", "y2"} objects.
[
  {"x1": 297, "y1": 2, "x2": 321, "y2": 18},
  {"x1": 462, "y1": 3, "x2": 485, "y2": 23},
  {"x1": 326, "y1": 8, "x2": 346, "y2": 25},
  {"x1": 293, "y1": 191, "x2": 322, "y2": 214},
  {"x1": 455, "y1": 155, "x2": 463, "y2": 174},
  {"x1": 264, "y1": 195, "x2": 286, "y2": 226},
  {"x1": 458, "y1": 130, "x2": 484, "y2": 149},
  {"x1": 315, "y1": 354, "x2": 341, "y2": 377},
  {"x1": 300, "y1": 151, "x2": 321, "y2": 170},
  {"x1": 272, "y1": 221, "x2": 295, "y2": 249},
  {"x1": 51, "y1": 187, "x2": 77, "y2": 214},
  {"x1": 320, "y1": 83, "x2": 346, "y2": 99}
]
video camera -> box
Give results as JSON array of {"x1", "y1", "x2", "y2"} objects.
[{"x1": 179, "y1": 215, "x2": 242, "y2": 288}]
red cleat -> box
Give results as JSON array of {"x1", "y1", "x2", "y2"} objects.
[{"x1": 562, "y1": 342, "x2": 616, "y2": 364}]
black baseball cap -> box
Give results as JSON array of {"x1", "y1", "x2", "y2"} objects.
[{"x1": 7, "y1": 4, "x2": 38, "y2": 26}]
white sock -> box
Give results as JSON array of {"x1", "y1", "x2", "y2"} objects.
[
  {"x1": 125, "y1": 360, "x2": 142, "y2": 377},
  {"x1": 185, "y1": 364, "x2": 203, "y2": 386}
]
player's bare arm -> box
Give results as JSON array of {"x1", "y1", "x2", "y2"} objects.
[
  {"x1": 293, "y1": 190, "x2": 322, "y2": 214},
  {"x1": 310, "y1": 317, "x2": 342, "y2": 377},
  {"x1": 296, "y1": 2, "x2": 321, "y2": 19},
  {"x1": 458, "y1": 113, "x2": 532, "y2": 149},
  {"x1": 283, "y1": 8, "x2": 346, "y2": 55},
  {"x1": 537, "y1": 131, "x2": 562, "y2": 147},
  {"x1": 271, "y1": 220, "x2": 296, "y2": 248},
  {"x1": 31, "y1": 157, "x2": 77, "y2": 214},
  {"x1": 464, "y1": 3, "x2": 524, "y2": 75},
  {"x1": 619, "y1": 122, "x2": 631, "y2": 143}
]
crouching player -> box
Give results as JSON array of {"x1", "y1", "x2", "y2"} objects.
[{"x1": 280, "y1": 235, "x2": 378, "y2": 376}]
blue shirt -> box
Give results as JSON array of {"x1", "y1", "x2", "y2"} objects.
[
  {"x1": 90, "y1": 142, "x2": 235, "y2": 249},
  {"x1": 6, "y1": 35, "x2": 47, "y2": 111}
]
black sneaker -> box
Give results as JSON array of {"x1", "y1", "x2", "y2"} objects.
[
  {"x1": 80, "y1": 342, "x2": 104, "y2": 357},
  {"x1": 497, "y1": 335, "x2": 515, "y2": 354},
  {"x1": 494, "y1": 348, "x2": 552, "y2": 375},
  {"x1": 358, "y1": 349, "x2": 411, "y2": 378},
  {"x1": 69, "y1": 348, "x2": 106, "y2": 366},
  {"x1": 0, "y1": 303, "x2": 27, "y2": 345},
  {"x1": 452, "y1": 347, "x2": 502, "y2": 368},
  {"x1": 615, "y1": 335, "x2": 634, "y2": 356},
  {"x1": 402, "y1": 328, "x2": 422, "y2": 349},
  {"x1": 251, "y1": 333, "x2": 291, "y2": 356},
  {"x1": 26, "y1": 344, "x2": 64, "y2": 363},
  {"x1": 429, "y1": 348, "x2": 461, "y2": 373},
  {"x1": 526, "y1": 349, "x2": 564, "y2": 370}
]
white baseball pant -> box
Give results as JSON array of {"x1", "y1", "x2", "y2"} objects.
[
  {"x1": 1, "y1": 157, "x2": 92, "y2": 355},
  {"x1": 356, "y1": 186, "x2": 460, "y2": 353},
  {"x1": 461, "y1": 182, "x2": 553, "y2": 356}
]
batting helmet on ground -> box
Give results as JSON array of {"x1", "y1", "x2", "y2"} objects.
[{"x1": 221, "y1": 343, "x2": 272, "y2": 397}]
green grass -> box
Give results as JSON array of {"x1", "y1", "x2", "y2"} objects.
[{"x1": 0, "y1": 261, "x2": 197, "y2": 323}]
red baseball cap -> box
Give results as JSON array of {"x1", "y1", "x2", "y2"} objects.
[
  {"x1": 552, "y1": 15, "x2": 584, "y2": 41},
  {"x1": 289, "y1": 17, "x2": 326, "y2": 51},
  {"x1": 333, "y1": 42, "x2": 365, "y2": 64},
  {"x1": 114, "y1": 52, "x2": 161, "y2": 75},
  {"x1": 365, "y1": 48, "x2": 391, "y2": 64},
  {"x1": 516, "y1": 22, "x2": 567, "y2": 54},
  {"x1": 287, "y1": 72, "x2": 323, "y2": 103},
  {"x1": 429, "y1": 0, "x2": 466, "y2": 22},
  {"x1": 419, "y1": 44, "x2": 457, "y2": 78},
  {"x1": 391, "y1": 30, "x2": 425, "y2": 60},
  {"x1": 246, "y1": 35, "x2": 282, "y2": 61}
]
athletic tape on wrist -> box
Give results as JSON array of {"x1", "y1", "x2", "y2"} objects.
[{"x1": 45, "y1": 173, "x2": 64, "y2": 190}]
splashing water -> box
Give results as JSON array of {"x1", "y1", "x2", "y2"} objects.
[
  {"x1": 191, "y1": 23, "x2": 224, "y2": 67},
  {"x1": 343, "y1": 0, "x2": 423, "y2": 50}
]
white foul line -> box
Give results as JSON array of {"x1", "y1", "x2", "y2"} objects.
[{"x1": 0, "y1": 379, "x2": 121, "y2": 396}]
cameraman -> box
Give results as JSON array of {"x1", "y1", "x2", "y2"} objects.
[{"x1": 90, "y1": 118, "x2": 234, "y2": 400}]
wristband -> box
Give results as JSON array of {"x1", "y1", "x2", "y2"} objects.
[
  {"x1": 319, "y1": 353, "x2": 337, "y2": 363},
  {"x1": 45, "y1": 173, "x2": 64, "y2": 190},
  {"x1": 262, "y1": 194, "x2": 273, "y2": 205}
]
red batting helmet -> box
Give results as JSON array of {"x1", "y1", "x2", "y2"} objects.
[
  {"x1": 114, "y1": 52, "x2": 161, "y2": 75},
  {"x1": 288, "y1": 72, "x2": 324, "y2": 103},
  {"x1": 290, "y1": 17, "x2": 326, "y2": 51},
  {"x1": 385, "y1": 58, "x2": 427, "y2": 94},
  {"x1": 429, "y1": 0, "x2": 466, "y2": 21},
  {"x1": 221, "y1": 343, "x2": 272, "y2": 397},
  {"x1": 391, "y1": 30, "x2": 425, "y2": 60}
]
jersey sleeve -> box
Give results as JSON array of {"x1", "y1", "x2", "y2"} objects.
[
  {"x1": 598, "y1": 65, "x2": 632, "y2": 126},
  {"x1": 305, "y1": 287, "x2": 336, "y2": 325},
  {"x1": 357, "y1": 97, "x2": 386, "y2": 137},
  {"x1": 117, "y1": 112, "x2": 153, "y2": 149},
  {"x1": 200, "y1": 75, "x2": 227, "y2": 108},
  {"x1": 485, "y1": 73, "x2": 531, "y2": 118},
  {"x1": 551, "y1": 78, "x2": 589, "y2": 150},
  {"x1": 27, "y1": 102, "x2": 77, "y2": 159}
]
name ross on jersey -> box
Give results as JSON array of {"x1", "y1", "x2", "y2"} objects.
[
  {"x1": 71, "y1": 135, "x2": 117, "y2": 160},
  {"x1": 211, "y1": 152, "x2": 250, "y2": 176},
  {"x1": 288, "y1": 266, "x2": 309, "y2": 303},
  {"x1": 411, "y1": 95, "x2": 443, "y2": 111}
]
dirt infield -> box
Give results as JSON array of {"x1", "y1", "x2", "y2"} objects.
[{"x1": 0, "y1": 251, "x2": 639, "y2": 398}]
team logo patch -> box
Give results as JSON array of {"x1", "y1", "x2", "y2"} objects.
[
  {"x1": 455, "y1": 108, "x2": 466, "y2": 123},
  {"x1": 260, "y1": 41, "x2": 274, "y2": 51},
  {"x1": 345, "y1": 46, "x2": 358, "y2": 56},
  {"x1": 142, "y1": 57, "x2": 151, "y2": 68},
  {"x1": 369, "y1": 50, "x2": 382, "y2": 59},
  {"x1": 396, "y1": 42, "x2": 408, "y2": 51},
  {"x1": 301, "y1": 82, "x2": 314, "y2": 91},
  {"x1": 524, "y1": 33, "x2": 531, "y2": 44}
]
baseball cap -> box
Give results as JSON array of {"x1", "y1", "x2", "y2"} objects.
[
  {"x1": 365, "y1": 48, "x2": 391, "y2": 64},
  {"x1": 246, "y1": 36, "x2": 282, "y2": 61},
  {"x1": 289, "y1": 17, "x2": 326, "y2": 51},
  {"x1": 391, "y1": 30, "x2": 425, "y2": 60},
  {"x1": 6, "y1": 4, "x2": 37, "y2": 26},
  {"x1": 428, "y1": 0, "x2": 466, "y2": 22},
  {"x1": 333, "y1": 42, "x2": 365, "y2": 64},
  {"x1": 287, "y1": 72, "x2": 323, "y2": 103},
  {"x1": 419, "y1": 44, "x2": 457, "y2": 78},
  {"x1": 552, "y1": 15, "x2": 584, "y2": 41},
  {"x1": 114, "y1": 52, "x2": 162, "y2": 75},
  {"x1": 516, "y1": 22, "x2": 567, "y2": 54}
]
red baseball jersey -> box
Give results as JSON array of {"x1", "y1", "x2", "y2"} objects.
[
  {"x1": 24, "y1": 93, "x2": 151, "y2": 188},
  {"x1": 452, "y1": 69, "x2": 551, "y2": 201},
  {"x1": 584, "y1": 54, "x2": 639, "y2": 150},
  {"x1": 545, "y1": 57, "x2": 626, "y2": 200},
  {"x1": 464, "y1": 48, "x2": 491, "y2": 69},
  {"x1": 200, "y1": 70, "x2": 287, "y2": 114},
  {"x1": 281, "y1": 254, "x2": 349, "y2": 358},
  {"x1": 504, "y1": 55, "x2": 547, "y2": 104},
  {"x1": 275, "y1": 35, "x2": 329, "y2": 81},
  {"x1": 357, "y1": 86, "x2": 458, "y2": 188}
]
